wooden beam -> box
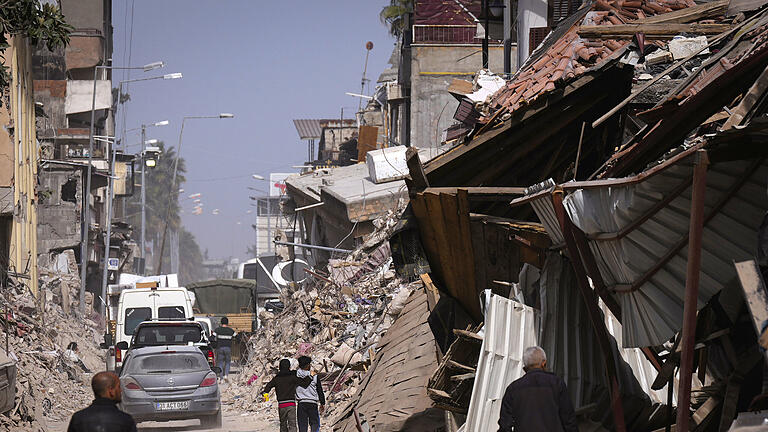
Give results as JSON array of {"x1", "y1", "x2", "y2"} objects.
[
  {"x1": 405, "y1": 146, "x2": 429, "y2": 197},
  {"x1": 577, "y1": 23, "x2": 732, "y2": 39},
  {"x1": 722, "y1": 64, "x2": 768, "y2": 130},
  {"x1": 676, "y1": 150, "x2": 709, "y2": 431},
  {"x1": 423, "y1": 187, "x2": 526, "y2": 201},
  {"x1": 734, "y1": 260, "x2": 768, "y2": 352},
  {"x1": 632, "y1": 0, "x2": 728, "y2": 24}
]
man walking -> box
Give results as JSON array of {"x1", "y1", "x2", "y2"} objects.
[
  {"x1": 262, "y1": 358, "x2": 313, "y2": 432},
  {"x1": 295, "y1": 356, "x2": 325, "y2": 432},
  {"x1": 68, "y1": 371, "x2": 137, "y2": 432},
  {"x1": 498, "y1": 346, "x2": 577, "y2": 432},
  {"x1": 213, "y1": 317, "x2": 235, "y2": 382}
]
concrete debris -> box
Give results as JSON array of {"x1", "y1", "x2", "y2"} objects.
[
  {"x1": 223, "y1": 207, "x2": 420, "y2": 426},
  {"x1": 668, "y1": 35, "x2": 710, "y2": 60},
  {"x1": 0, "y1": 271, "x2": 103, "y2": 431}
]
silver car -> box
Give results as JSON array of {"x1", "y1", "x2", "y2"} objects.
[{"x1": 119, "y1": 345, "x2": 222, "y2": 428}]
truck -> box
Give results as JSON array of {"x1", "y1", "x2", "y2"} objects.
[{"x1": 186, "y1": 279, "x2": 280, "y2": 363}]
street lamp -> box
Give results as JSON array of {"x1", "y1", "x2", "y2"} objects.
[
  {"x1": 79, "y1": 61, "x2": 166, "y2": 314},
  {"x1": 156, "y1": 113, "x2": 235, "y2": 274}
]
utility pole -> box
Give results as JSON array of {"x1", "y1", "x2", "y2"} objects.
[
  {"x1": 99, "y1": 136, "x2": 116, "y2": 315},
  {"x1": 266, "y1": 197, "x2": 272, "y2": 254},
  {"x1": 140, "y1": 124, "x2": 147, "y2": 275},
  {"x1": 482, "y1": 0, "x2": 490, "y2": 69}
]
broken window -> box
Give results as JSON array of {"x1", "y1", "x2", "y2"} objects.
[{"x1": 61, "y1": 178, "x2": 76, "y2": 204}]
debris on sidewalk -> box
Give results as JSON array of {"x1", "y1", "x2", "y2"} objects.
[{"x1": 0, "y1": 262, "x2": 104, "y2": 431}]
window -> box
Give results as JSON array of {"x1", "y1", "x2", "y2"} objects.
[
  {"x1": 124, "y1": 307, "x2": 152, "y2": 335},
  {"x1": 158, "y1": 306, "x2": 185, "y2": 320},
  {"x1": 128, "y1": 353, "x2": 208, "y2": 374},
  {"x1": 133, "y1": 325, "x2": 202, "y2": 346}
]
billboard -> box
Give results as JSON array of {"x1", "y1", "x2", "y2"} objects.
[{"x1": 269, "y1": 173, "x2": 292, "y2": 197}]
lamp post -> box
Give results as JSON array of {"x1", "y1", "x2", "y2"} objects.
[
  {"x1": 79, "y1": 61, "x2": 165, "y2": 314},
  {"x1": 252, "y1": 174, "x2": 273, "y2": 255},
  {"x1": 127, "y1": 120, "x2": 169, "y2": 272},
  {"x1": 156, "y1": 113, "x2": 234, "y2": 274}
]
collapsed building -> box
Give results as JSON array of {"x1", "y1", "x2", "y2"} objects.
[{"x1": 239, "y1": 0, "x2": 768, "y2": 430}]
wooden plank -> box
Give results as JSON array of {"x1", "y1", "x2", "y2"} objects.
[
  {"x1": 633, "y1": 0, "x2": 728, "y2": 23},
  {"x1": 449, "y1": 372, "x2": 476, "y2": 382},
  {"x1": 447, "y1": 360, "x2": 476, "y2": 372},
  {"x1": 422, "y1": 187, "x2": 526, "y2": 201},
  {"x1": 405, "y1": 147, "x2": 429, "y2": 197},
  {"x1": 453, "y1": 329, "x2": 483, "y2": 342},
  {"x1": 734, "y1": 260, "x2": 768, "y2": 345},
  {"x1": 577, "y1": 23, "x2": 732, "y2": 39},
  {"x1": 456, "y1": 189, "x2": 480, "y2": 318},
  {"x1": 420, "y1": 274, "x2": 441, "y2": 312},
  {"x1": 722, "y1": 65, "x2": 768, "y2": 130}
]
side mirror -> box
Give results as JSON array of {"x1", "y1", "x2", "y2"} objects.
[
  {"x1": 116, "y1": 341, "x2": 129, "y2": 351},
  {"x1": 211, "y1": 366, "x2": 222, "y2": 374}
]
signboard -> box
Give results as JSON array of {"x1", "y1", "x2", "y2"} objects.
[
  {"x1": 269, "y1": 173, "x2": 292, "y2": 197},
  {"x1": 107, "y1": 258, "x2": 120, "y2": 271}
]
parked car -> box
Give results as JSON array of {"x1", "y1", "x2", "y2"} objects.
[
  {"x1": 120, "y1": 321, "x2": 215, "y2": 369},
  {"x1": 0, "y1": 351, "x2": 16, "y2": 414},
  {"x1": 119, "y1": 345, "x2": 222, "y2": 428}
]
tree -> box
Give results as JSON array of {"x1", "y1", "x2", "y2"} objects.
[
  {"x1": 380, "y1": 0, "x2": 413, "y2": 37},
  {"x1": 0, "y1": 0, "x2": 72, "y2": 105},
  {"x1": 126, "y1": 141, "x2": 204, "y2": 284}
]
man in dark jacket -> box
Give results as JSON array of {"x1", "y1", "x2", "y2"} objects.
[
  {"x1": 262, "y1": 358, "x2": 313, "y2": 432},
  {"x1": 498, "y1": 346, "x2": 578, "y2": 432},
  {"x1": 68, "y1": 371, "x2": 137, "y2": 432},
  {"x1": 213, "y1": 316, "x2": 235, "y2": 382}
]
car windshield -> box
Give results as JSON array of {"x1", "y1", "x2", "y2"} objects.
[
  {"x1": 128, "y1": 352, "x2": 208, "y2": 374},
  {"x1": 158, "y1": 306, "x2": 185, "y2": 320},
  {"x1": 133, "y1": 325, "x2": 202, "y2": 346},
  {"x1": 125, "y1": 307, "x2": 152, "y2": 335}
]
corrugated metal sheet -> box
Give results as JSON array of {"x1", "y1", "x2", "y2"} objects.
[
  {"x1": 292, "y1": 119, "x2": 323, "y2": 140},
  {"x1": 538, "y1": 252, "x2": 668, "y2": 429},
  {"x1": 464, "y1": 295, "x2": 538, "y2": 432},
  {"x1": 563, "y1": 153, "x2": 768, "y2": 347}
]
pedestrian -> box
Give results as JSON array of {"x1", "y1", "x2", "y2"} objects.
[
  {"x1": 498, "y1": 346, "x2": 578, "y2": 432},
  {"x1": 262, "y1": 358, "x2": 313, "y2": 432},
  {"x1": 213, "y1": 316, "x2": 235, "y2": 382},
  {"x1": 67, "y1": 371, "x2": 137, "y2": 432},
  {"x1": 295, "y1": 355, "x2": 325, "y2": 432}
]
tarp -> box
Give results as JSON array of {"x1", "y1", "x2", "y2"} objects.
[{"x1": 187, "y1": 279, "x2": 275, "y2": 315}]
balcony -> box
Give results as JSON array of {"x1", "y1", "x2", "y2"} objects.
[{"x1": 413, "y1": 24, "x2": 479, "y2": 44}]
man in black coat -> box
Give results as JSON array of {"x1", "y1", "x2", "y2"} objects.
[
  {"x1": 68, "y1": 371, "x2": 137, "y2": 432},
  {"x1": 498, "y1": 346, "x2": 578, "y2": 432}
]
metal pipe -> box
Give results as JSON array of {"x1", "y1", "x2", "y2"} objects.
[
  {"x1": 295, "y1": 202, "x2": 324, "y2": 212},
  {"x1": 273, "y1": 241, "x2": 351, "y2": 254},
  {"x1": 676, "y1": 150, "x2": 709, "y2": 430}
]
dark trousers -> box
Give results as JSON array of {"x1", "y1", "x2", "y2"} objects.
[
  {"x1": 216, "y1": 347, "x2": 231, "y2": 377},
  {"x1": 297, "y1": 402, "x2": 320, "y2": 432}
]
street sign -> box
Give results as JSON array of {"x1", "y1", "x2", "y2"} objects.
[{"x1": 107, "y1": 258, "x2": 119, "y2": 271}]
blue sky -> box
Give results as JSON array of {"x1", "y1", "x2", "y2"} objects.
[{"x1": 112, "y1": 1, "x2": 394, "y2": 259}]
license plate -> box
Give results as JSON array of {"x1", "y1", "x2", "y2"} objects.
[{"x1": 155, "y1": 401, "x2": 190, "y2": 411}]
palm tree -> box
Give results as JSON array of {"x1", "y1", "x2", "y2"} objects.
[
  {"x1": 126, "y1": 142, "x2": 204, "y2": 282},
  {"x1": 380, "y1": 0, "x2": 413, "y2": 37}
]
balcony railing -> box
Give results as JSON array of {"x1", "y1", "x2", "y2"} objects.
[{"x1": 413, "y1": 24, "x2": 479, "y2": 44}]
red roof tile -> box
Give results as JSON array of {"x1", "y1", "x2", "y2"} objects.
[{"x1": 483, "y1": 0, "x2": 698, "y2": 124}]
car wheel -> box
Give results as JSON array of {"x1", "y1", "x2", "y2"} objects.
[{"x1": 201, "y1": 410, "x2": 222, "y2": 429}]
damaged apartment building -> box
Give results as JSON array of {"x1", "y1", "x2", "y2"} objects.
[
  {"x1": 32, "y1": 0, "x2": 136, "y2": 299},
  {"x1": 264, "y1": 0, "x2": 768, "y2": 430}
]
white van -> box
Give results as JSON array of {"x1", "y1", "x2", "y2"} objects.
[{"x1": 114, "y1": 285, "x2": 196, "y2": 371}]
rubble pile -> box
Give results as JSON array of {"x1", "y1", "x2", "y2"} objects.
[
  {"x1": 0, "y1": 251, "x2": 104, "y2": 431},
  {"x1": 225, "y1": 205, "x2": 417, "y2": 422}
]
